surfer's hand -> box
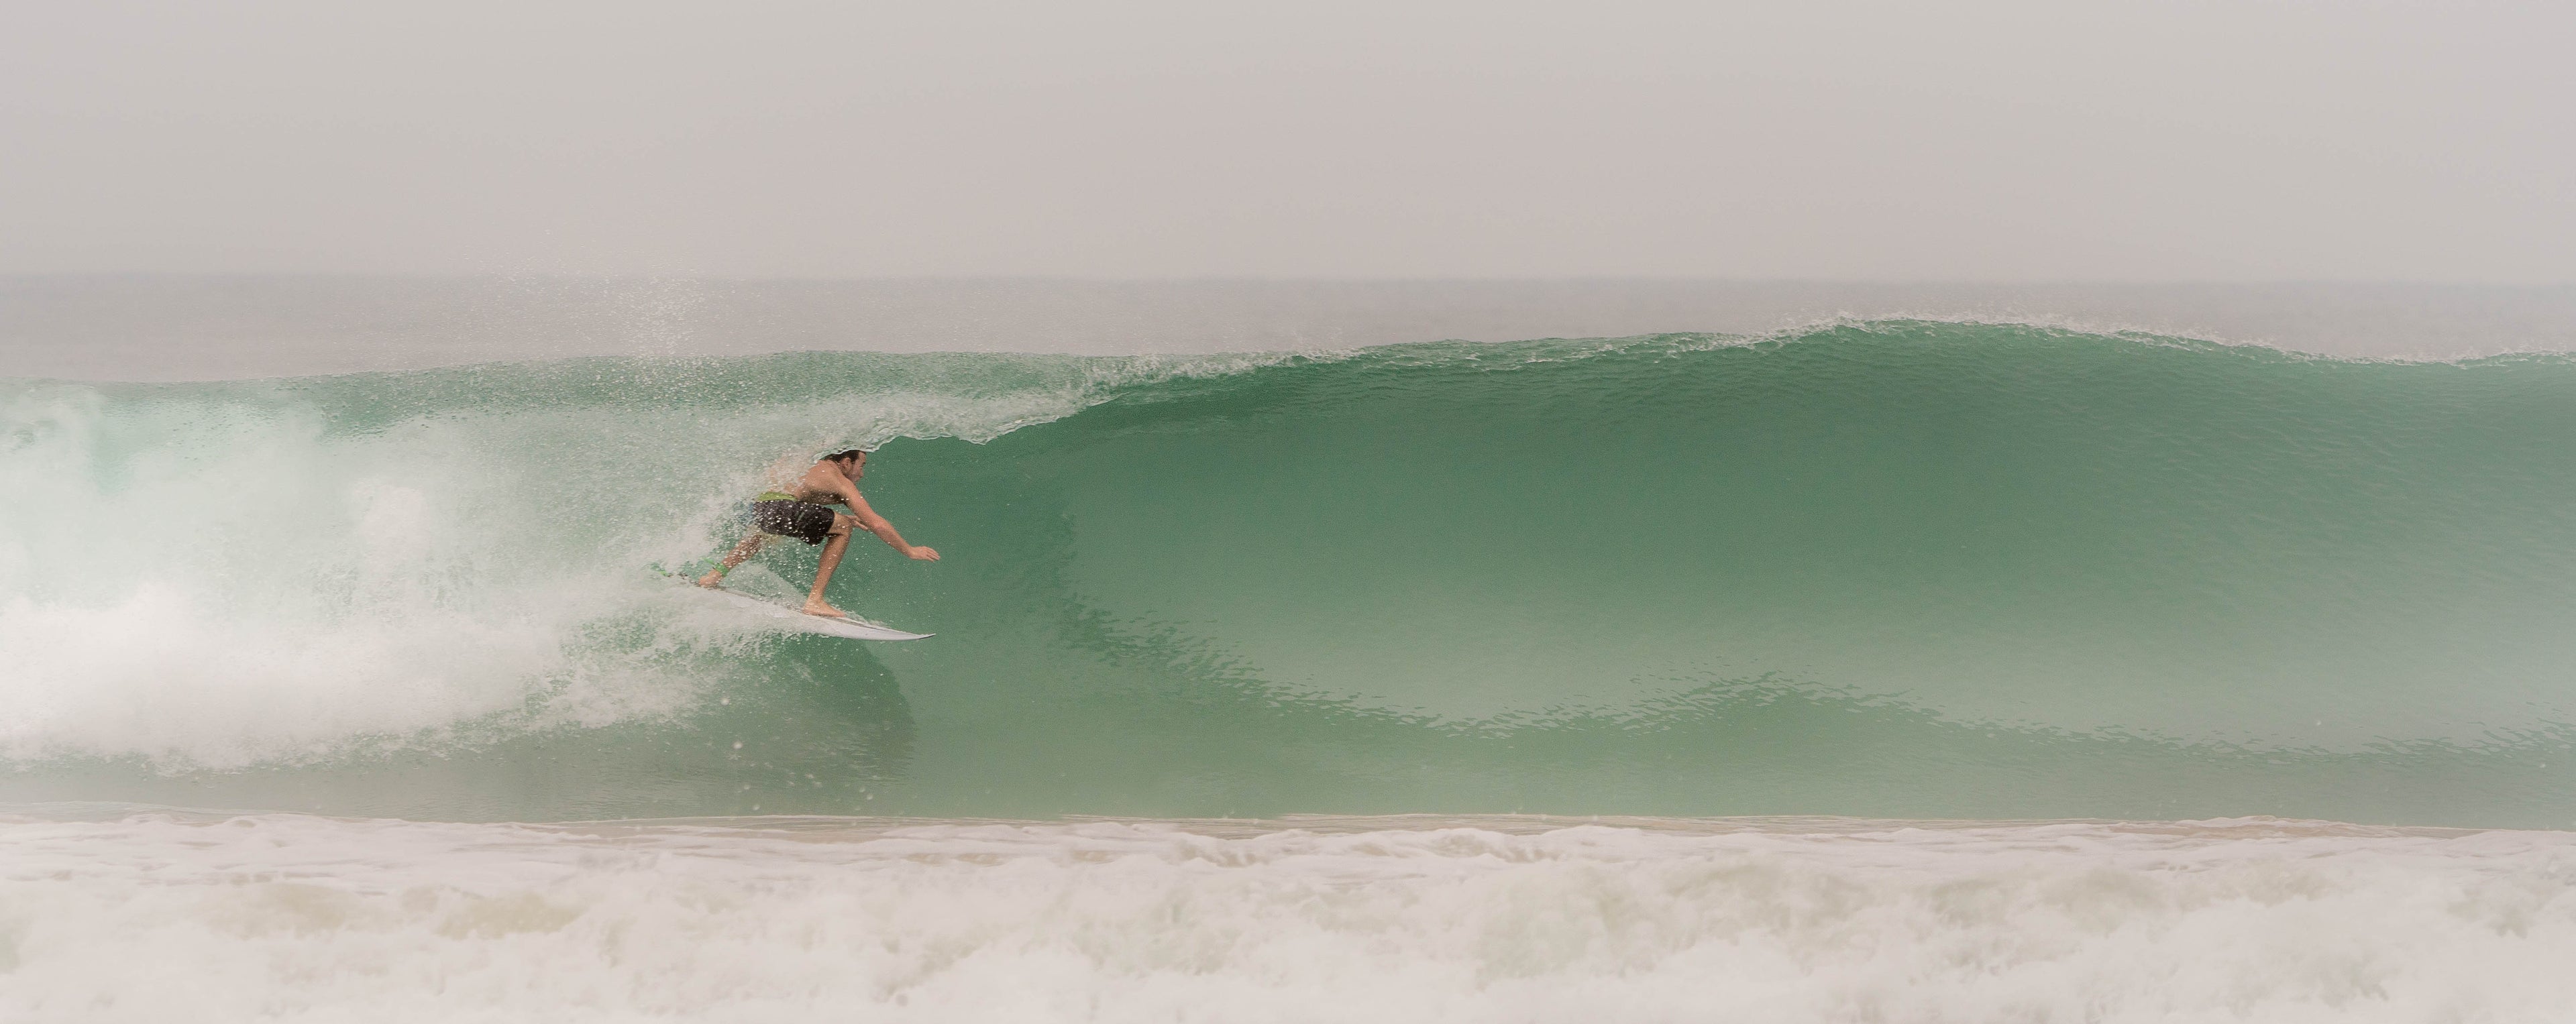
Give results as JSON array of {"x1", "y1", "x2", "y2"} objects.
[{"x1": 907, "y1": 545, "x2": 941, "y2": 561}]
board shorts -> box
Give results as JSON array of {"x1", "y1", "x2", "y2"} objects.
[{"x1": 746, "y1": 500, "x2": 837, "y2": 545}]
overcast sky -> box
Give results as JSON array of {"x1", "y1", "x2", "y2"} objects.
[{"x1": 3, "y1": 1, "x2": 2569, "y2": 280}]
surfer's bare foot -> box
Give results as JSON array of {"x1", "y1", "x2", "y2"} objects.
[
  {"x1": 695, "y1": 571, "x2": 724, "y2": 588},
  {"x1": 800, "y1": 599, "x2": 848, "y2": 618}
]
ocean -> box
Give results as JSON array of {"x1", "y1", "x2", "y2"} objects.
[{"x1": 5, "y1": 280, "x2": 2575, "y2": 1020}]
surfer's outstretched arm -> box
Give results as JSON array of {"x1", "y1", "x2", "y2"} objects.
[
  {"x1": 697, "y1": 531, "x2": 768, "y2": 587},
  {"x1": 832, "y1": 483, "x2": 938, "y2": 561}
]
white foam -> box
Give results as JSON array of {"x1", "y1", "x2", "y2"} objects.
[
  {"x1": 0, "y1": 811, "x2": 2567, "y2": 1023},
  {"x1": 0, "y1": 355, "x2": 1289, "y2": 768}
]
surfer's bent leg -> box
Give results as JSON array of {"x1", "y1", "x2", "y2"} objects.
[
  {"x1": 698, "y1": 532, "x2": 767, "y2": 588},
  {"x1": 801, "y1": 514, "x2": 856, "y2": 618}
]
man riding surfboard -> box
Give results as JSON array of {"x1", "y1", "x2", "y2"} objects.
[{"x1": 696, "y1": 448, "x2": 938, "y2": 617}]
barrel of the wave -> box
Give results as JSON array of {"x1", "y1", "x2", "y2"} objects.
[{"x1": 856, "y1": 325, "x2": 2576, "y2": 826}]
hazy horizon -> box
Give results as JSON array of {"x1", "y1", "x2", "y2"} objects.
[
  {"x1": 9, "y1": 274, "x2": 2575, "y2": 380},
  {"x1": 7, "y1": 1, "x2": 2571, "y2": 282}
]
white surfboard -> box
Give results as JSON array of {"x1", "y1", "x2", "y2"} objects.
[{"x1": 688, "y1": 585, "x2": 933, "y2": 641}]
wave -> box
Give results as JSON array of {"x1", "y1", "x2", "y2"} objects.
[{"x1": 5, "y1": 322, "x2": 2575, "y2": 825}]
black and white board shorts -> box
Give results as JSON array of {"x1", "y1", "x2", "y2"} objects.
[{"x1": 746, "y1": 500, "x2": 837, "y2": 545}]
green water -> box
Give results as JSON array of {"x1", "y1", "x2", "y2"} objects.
[{"x1": 5, "y1": 323, "x2": 2575, "y2": 824}]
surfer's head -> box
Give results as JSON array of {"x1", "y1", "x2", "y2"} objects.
[{"x1": 825, "y1": 449, "x2": 869, "y2": 477}]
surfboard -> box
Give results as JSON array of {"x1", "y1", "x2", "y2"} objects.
[{"x1": 686, "y1": 584, "x2": 933, "y2": 641}]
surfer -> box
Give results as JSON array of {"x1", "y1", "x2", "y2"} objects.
[{"x1": 696, "y1": 448, "x2": 938, "y2": 617}]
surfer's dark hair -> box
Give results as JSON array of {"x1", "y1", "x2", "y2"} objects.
[{"x1": 825, "y1": 449, "x2": 869, "y2": 463}]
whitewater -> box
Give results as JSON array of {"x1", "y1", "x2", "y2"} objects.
[
  {"x1": 7, "y1": 314, "x2": 2576, "y2": 1020},
  {"x1": 8, "y1": 811, "x2": 2576, "y2": 1023}
]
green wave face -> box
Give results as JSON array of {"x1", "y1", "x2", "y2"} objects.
[{"x1": 7, "y1": 322, "x2": 2576, "y2": 826}]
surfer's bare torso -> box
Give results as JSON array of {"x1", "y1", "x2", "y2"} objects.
[{"x1": 782, "y1": 461, "x2": 857, "y2": 506}]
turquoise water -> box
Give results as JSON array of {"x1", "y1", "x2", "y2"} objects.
[{"x1": 5, "y1": 321, "x2": 2575, "y2": 825}]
